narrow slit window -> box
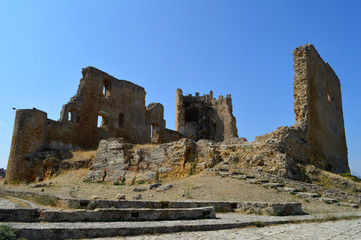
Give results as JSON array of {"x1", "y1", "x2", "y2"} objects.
[
  {"x1": 118, "y1": 113, "x2": 125, "y2": 128},
  {"x1": 103, "y1": 79, "x2": 111, "y2": 98}
]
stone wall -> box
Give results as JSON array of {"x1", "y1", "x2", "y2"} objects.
[
  {"x1": 88, "y1": 44, "x2": 350, "y2": 185},
  {"x1": 175, "y1": 89, "x2": 238, "y2": 142},
  {"x1": 6, "y1": 44, "x2": 349, "y2": 182},
  {"x1": 6, "y1": 67, "x2": 181, "y2": 182},
  {"x1": 255, "y1": 44, "x2": 348, "y2": 173}
]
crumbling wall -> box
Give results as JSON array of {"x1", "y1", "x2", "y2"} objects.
[
  {"x1": 6, "y1": 44, "x2": 349, "y2": 182},
  {"x1": 175, "y1": 89, "x2": 238, "y2": 142},
  {"x1": 6, "y1": 67, "x2": 180, "y2": 182},
  {"x1": 58, "y1": 67, "x2": 150, "y2": 148},
  {"x1": 256, "y1": 44, "x2": 348, "y2": 174}
]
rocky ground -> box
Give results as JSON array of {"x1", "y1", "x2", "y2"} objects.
[{"x1": 1, "y1": 168, "x2": 360, "y2": 215}]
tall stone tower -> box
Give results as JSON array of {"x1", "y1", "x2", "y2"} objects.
[
  {"x1": 175, "y1": 89, "x2": 238, "y2": 142},
  {"x1": 292, "y1": 44, "x2": 348, "y2": 172}
]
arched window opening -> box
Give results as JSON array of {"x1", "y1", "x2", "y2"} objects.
[
  {"x1": 103, "y1": 78, "x2": 111, "y2": 98},
  {"x1": 118, "y1": 113, "x2": 125, "y2": 128},
  {"x1": 97, "y1": 111, "x2": 109, "y2": 131},
  {"x1": 68, "y1": 112, "x2": 71, "y2": 121}
]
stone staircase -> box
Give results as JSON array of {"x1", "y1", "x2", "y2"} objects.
[
  {"x1": 0, "y1": 190, "x2": 303, "y2": 240},
  {"x1": 210, "y1": 169, "x2": 359, "y2": 208}
]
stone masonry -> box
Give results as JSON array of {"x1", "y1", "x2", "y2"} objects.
[
  {"x1": 6, "y1": 44, "x2": 349, "y2": 182},
  {"x1": 175, "y1": 89, "x2": 238, "y2": 141},
  {"x1": 88, "y1": 44, "x2": 349, "y2": 184},
  {"x1": 6, "y1": 67, "x2": 236, "y2": 182},
  {"x1": 255, "y1": 44, "x2": 348, "y2": 173}
]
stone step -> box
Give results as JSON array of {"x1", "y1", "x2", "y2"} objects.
[
  {"x1": 263, "y1": 183, "x2": 284, "y2": 188},
  {"x1": 4, "y1": 212, "x2": 360, "y2": 240},
  {"x1": 317, "y1": 198, "x2": 338, "y2": 204},
  {"x1": 337, "y1": 202, "x2": 359, "y2": 208},
  {"x1": 0, "y1": 218, "x2": 281, "y2": 240},
  {"x1": 231, "y1": 175, "x2": 254, "y2": 180},
  {"x1": 277, "y1": 187, "x2": 300, "y2": 193},
  {"x1": 0, "y1": 207, "x2": 215, "y2": 222},
  {"x1": 294, "y1": 192, "x2": 320, "y2": 198},
  {"x1": 247, "y1": 179, "x2": 269, "y2": 184}
]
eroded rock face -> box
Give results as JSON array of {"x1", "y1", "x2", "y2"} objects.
[
  {"x1": 88, "y1": 137, "x2": 306, "y2": 182},
  {"x1": 87, "y1": 138, "x2": 197, "y2": 183}
]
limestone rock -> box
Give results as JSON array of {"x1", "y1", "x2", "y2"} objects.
[
  {"x1": 156, "y1": 184, "x2": 173, "y2": 192},
  {"x1": 133, "y1": 194, "x2": 142, "y2": 200},
  {"x1": 133, "y1": 187, "x2": 146, "y2": 192},
  {"x1": 116, "y1": 193, "x2": 126, "y2": 200}
]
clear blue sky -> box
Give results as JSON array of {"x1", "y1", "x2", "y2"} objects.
[{"x1": 1, "y1": 1, "x2": 360, "y2": 176}]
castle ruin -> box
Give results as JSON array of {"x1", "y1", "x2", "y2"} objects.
[
  {"x1": 6, "y1": 67, "x2": 237, "y2": 181},
  {"x1": 175, "y1": 89, "x2": 238, "y2": 141},
  {"x1": 5, "y1": 44, "x2": 349, "y2": 182}
]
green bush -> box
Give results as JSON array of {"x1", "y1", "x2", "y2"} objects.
[
  {"x1": 0, "y1": 225, "x2": 17, "y2": 240},
  {"x1": 254, "y1": 221, "x2": 265, "y2": 227}
]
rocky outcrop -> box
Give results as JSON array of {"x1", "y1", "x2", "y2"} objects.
[
  {"x1": 88, "y1": 138, "x2": 198, "y2": 183},
  {"x1": 87, "y1": 137, "x2": 306, "y2": 182}
]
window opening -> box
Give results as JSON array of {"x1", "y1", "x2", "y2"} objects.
[
  {"x1": 118, "y1": 113, "x2": 125, "y2": 128},
  {"x1": 97, "y1": 112, "x2": 109, "y2": 130},
  {"x1": 103, "y1": 79, "x2": 111, "y2": 98},
  {"x1": 185, "y1": 106, "x2": 199, "y2": 122},
  {"x1": 97, "y1": 116, "x2": 103, "y2": 128}
]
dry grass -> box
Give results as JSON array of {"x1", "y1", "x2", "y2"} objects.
[
  {"x1": 305, "y1": 165, "x2": 361, "y2": 194},
  {"x1": 69, "y1": 150, "x2": 96, "y2": 162},
  {"x1": 132, "y1": 143, "x2": 160, "y2": 151}
]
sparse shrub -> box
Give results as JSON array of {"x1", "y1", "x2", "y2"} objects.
[
  {"x1": 69, "y1": 189, "x2": 79, "y2": 198},
  {"x1": 34, "y1": 194, "x2": 57, "y2": 207},
  {"x1": 130, "y1": 177, "x2": 136, "y2": 186},
  {"x1": 0, "y1": 225, "x2": 17, "y2": 240},
  {"x1": 154, "y1": 171, "x2": 160, "y2": 183},
  {"x1": 270, "y1": 212, "x2": 282, "y2": 216},
  {"x1": 254, "y1": 221, "x2": 265, "y2": 227},
  {"x1": 188, "y1": 161, "x2": 198, "y2": 176},
  {"x1": 341, "y1": 172, "x2": 361, "y2": 182},
  {"x1": 137, "y1": 180, "x2": 145, "y2": 185},
  {"x1": 183, "y1": 186, "x2": 192, "y2": 199},
  {"x1": 113, "y1": 181, "x2": 120, "y2": 186},
  {"x1": 83, "y1": 179, "x2": 106, "y2": 184},
  {"x1": 160, "y1": 201, "x2": 169, "y2": 208}
]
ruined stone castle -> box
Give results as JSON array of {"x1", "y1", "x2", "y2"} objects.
[{"x1": 6, "y1": 44, "x2": 349, "y2": 182}]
